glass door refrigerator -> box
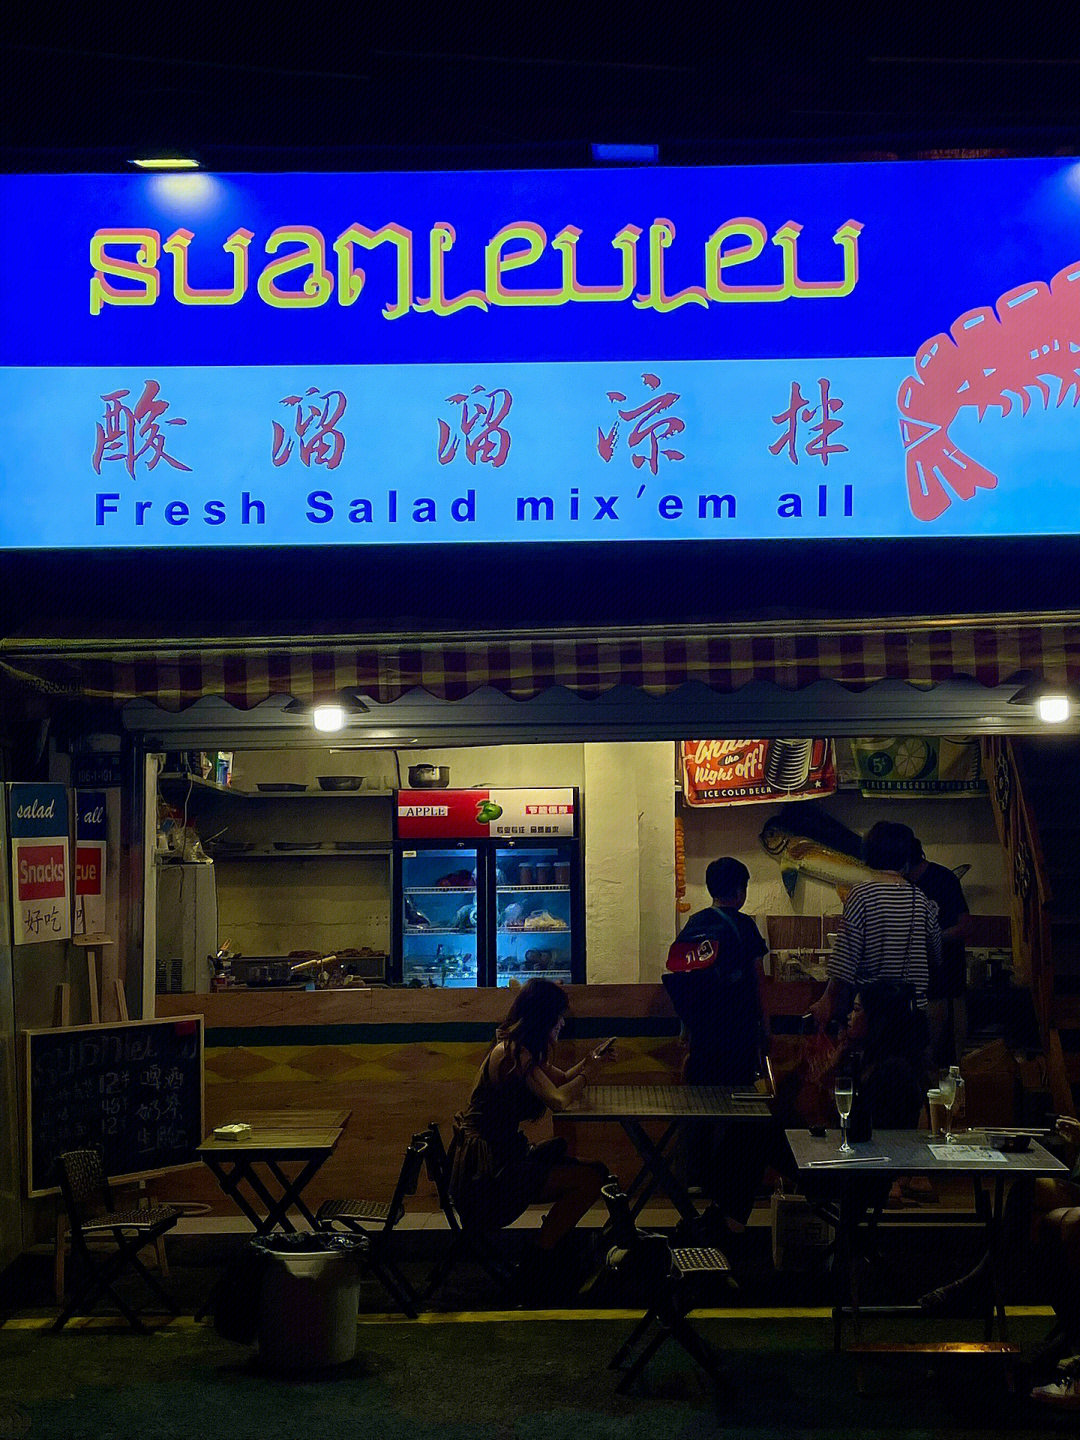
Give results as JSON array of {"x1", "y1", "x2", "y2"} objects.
[{"x1": 393, "y1": 788, "x2": 582, "y2": 987}]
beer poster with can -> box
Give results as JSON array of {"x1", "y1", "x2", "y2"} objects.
[
  {"x1": 849, "y1": 737, "x2": 986, "y2": 796},
  {"x1": 680, "y1": 740, "x2": 837, "y2": 806},
  {"x1": 8, "y1": 783, "x2": 71, "y2": 945},
  {"x1": 74, "y1": 790, "x2": 107, "y2": 937}
]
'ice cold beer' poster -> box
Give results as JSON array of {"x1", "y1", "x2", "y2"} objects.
[
  {"x1": 9, "y1": 784, "x2": 71, "y2": 945},
  {"x1": 0, "y1": 159, "x2": 1077, "y2": 547}
]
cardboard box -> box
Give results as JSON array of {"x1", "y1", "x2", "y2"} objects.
[{"x1": 961, "y1": 1040, "x2": 1020, "y2": 1128}]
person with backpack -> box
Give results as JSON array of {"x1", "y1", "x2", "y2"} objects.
[{"x1": 664, "y1": 857, "x2": 772, "y2": 1250}]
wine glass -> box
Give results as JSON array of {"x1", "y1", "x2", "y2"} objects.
[
  {"x1": 938, "y1": 1071, "x2": 958, "y2": 1143},
  {"x1": 834, "y1": 1078, "x2": 854, "y2": 1153}
]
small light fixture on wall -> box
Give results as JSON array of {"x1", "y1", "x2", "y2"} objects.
[
  {"x1": 130, "y1": 155, "x2": 201, "y2": 170},
  {"x1": 284, "y1": 692, "x2": 369, "y2": 733},
  {"x1": 1009, "y1": 679, "x2": 1079, "y2": 725}
]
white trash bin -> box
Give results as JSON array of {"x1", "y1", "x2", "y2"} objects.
[{"x1": 252, "y1": 1234, "x2": 365, "y2": 1371}]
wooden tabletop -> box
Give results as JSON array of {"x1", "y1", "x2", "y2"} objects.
[
  {"x1": 565, "y1": 1083, "x2": 772, "y2": 1120},
  {"x1": 198, "y1": 1125, "x2": 344, "y2": 1155},
  {"x1": 197, "y1": 1108, "x2": 350, "y2": 1155},
  {"x1": 220, "y1": 1108, "x2": 351, "y2": 1130},
  {"x1": 785, "y1": 1129, "x2": 1068, "y2": 1176}
]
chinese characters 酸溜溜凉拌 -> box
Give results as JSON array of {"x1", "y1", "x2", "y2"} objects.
[
  {"x1": 769, "y1": 379, "x2": 847, "y2": 466},
  {"x1": 271, "y1": 387, "x2": 347, "y2": 470},
  {"x1": 437, "y1": 385, "x2": 513, "y2": 468},
  {"x1": 597, "y1": 372, "x2": 686, "y2": 475},
  {"x1": 92, "y1": 381, "x2": 191, "y2": 479}
]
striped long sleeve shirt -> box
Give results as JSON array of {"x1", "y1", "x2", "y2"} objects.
[{"x1": 828, "y1": 878, "x2": 941, "y2": 1008}]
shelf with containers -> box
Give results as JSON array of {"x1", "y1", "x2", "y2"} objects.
[{"x1": 155, "y1": 763, "x2": 395, "y2": 973}]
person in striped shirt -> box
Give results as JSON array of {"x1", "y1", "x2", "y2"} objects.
[{"x1": 809, "y1": 821, "x2": 941, "y2": 1039}]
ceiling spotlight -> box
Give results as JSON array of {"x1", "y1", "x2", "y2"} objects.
[
  {"x1": 312, "y1": 704, "x2": 346, "y2": 733},
  {"x1": 284, "y1": 692, "x2": 369, "y2": 732},
  {"x1": 1009, "y1": 680, "x2": 1077, "y2": 725}
]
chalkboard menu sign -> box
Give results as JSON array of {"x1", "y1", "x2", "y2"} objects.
[{"x1": 24, "y1": 1017, "x2": 204, "y2": 1196}]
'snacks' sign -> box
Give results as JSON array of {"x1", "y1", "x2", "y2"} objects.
[
  {"x1": 1, "y1": 160, "x2": 1077, "y2": 547},
  {"x1": 8, "y1": 784, "x2": 71, "y2": 945}
]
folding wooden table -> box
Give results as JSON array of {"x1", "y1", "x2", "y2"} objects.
[
  {"x1": 197, "y1": 1108, "x2": 351, "y2": 1234},
  {"x1": 564, "y1": 1084, "x2": 772, "y2": 1222}
]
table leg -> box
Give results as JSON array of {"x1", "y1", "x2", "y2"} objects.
[
  {"x1": 986, "y1": 1176, "x2": 1009, "y2": 1343},
  {"x1": 200, "y1": 1158, "x2": 269, "y2": 1231},
  {"x1": 621, "y1": 1119, "x2": 699, "y2": 1223},
  {"x1": 263, "y1": 1157, "x2": 325, "y2": 1231},
  {"x1": 624, "y1": 1121, "x2": 680, "y2": 1211}
]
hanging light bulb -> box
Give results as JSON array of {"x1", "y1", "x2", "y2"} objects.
[
  {"x1": 311, "y1": 704, "x2": 347, "y2": 733},
  {"x1": 1037, "y1": 693, "x2": 1070, "y2": 724}
]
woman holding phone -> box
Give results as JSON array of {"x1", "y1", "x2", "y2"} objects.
[{"x1": 450, "y1": 978, "x2": 616, "y2": 1301}]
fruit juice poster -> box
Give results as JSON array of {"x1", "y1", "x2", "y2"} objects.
[
  {"x1": 680, "y1": 740, "x2": 837, "y2": 806},
  {"x1": 848, "y1": 737, "x2": 986, "y2": 796}
]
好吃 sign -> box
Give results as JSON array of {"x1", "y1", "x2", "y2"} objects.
[{"x1": 9, "y1": 783, "x2": 70, "y2": 945}]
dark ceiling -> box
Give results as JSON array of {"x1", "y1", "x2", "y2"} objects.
[{"x1": 2, "y1": 10, "x2": 1076, "y2": 171}]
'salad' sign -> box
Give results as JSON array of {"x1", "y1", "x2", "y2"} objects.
[{"x1": 1, "y1": 160, "x2": 1077, "y2": 546}]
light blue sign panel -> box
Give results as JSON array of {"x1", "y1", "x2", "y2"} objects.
[{"x1": 0, "y1": 161, "x2": 1077, "y2": 546}]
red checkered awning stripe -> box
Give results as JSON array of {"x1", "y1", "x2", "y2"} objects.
[{"x1": 4, "y1": 619, "x2": 1080, "y2": 711}]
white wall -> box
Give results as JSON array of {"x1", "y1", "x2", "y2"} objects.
[{"x1": 583, "y1": 742, "x2": 675, "y2": 982}]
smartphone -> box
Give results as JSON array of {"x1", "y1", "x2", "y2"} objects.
[{"x1": 592, "y1": 1036, "x2": 616, "y2": 1058}]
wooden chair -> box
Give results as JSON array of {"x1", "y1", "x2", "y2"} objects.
[
  {"x1": 53, "y1": 1149, "x2": 180, "y2": 1332},
  {"x1": 415, "y1": 1121, "x2": 514, "y2": 1300},
  {"x1": 316, "y1": 1134, "x2": 428, "y2": 1317},
  {"x1": 600, "y1": 1181, "x2": 732, "y2": 1395}
]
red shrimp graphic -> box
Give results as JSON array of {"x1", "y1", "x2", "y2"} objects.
[{"x1": 897, "y1": 262, "x2": 1080, "y2": 522}]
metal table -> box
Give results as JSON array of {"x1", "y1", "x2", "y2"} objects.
[
  {"x1": 564, "y1": 1084, "x2": 772, "y2": 1222},
  {"x1": 786, "y1": 1128, "x2": 1068, "y2": 1351},
  {"x1": 197, "y1": 1107, "x2": 351, "y2": 1234}
]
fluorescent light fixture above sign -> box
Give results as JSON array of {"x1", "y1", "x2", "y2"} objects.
[
  {"x1": 590, "y1": 143, "x2": 658, "y2": 163},
  {"x1": 130, "y1": 156, "x2": 200, "y2": 170}
]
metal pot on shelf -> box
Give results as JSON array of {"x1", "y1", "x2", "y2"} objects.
[{"x1": 408, "y1": 764, "x2": 450, "y2": 788}]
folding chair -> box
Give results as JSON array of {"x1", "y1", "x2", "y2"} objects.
[
  {"x1": 600, "y1": 1181, "x2": 732, "y2": 1395},
  {"x1": 316, "y1": 1133, "x2": 427, "y2": 1317},
  {"x1": 52, "y1": 1149, "x2": 180, "y2": 1332},
  {"x1": 415, "y1": 1120, "x2": 514, "y2": 1301}
]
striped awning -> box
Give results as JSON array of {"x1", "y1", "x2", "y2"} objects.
[{"x1": 3, "y1": 616, "x2": 1079, "y2": 713}]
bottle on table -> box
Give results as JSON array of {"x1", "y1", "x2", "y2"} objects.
[{"x1": 947, "y1": 1064, "x2": 966, "y2": 1133}]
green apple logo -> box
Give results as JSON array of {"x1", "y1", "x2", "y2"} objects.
[{"x1": 476, "y1": 800, "x2": 503, "y2": 824}]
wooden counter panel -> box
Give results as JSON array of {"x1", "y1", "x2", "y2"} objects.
[
  {"x1": 155, "y1": 984, "x2": 678, "y2": 1028},
  {"x1": 148, "y1": 982, "x2": 819, "y2": 1215}
]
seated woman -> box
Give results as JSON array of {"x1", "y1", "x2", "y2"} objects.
[
  {"x1": 841, "y1": 981, "x2": 926, "y2": 1135},
  {"x1": 819, "y1": 982, "x2": 925, "y2": 1226},
  {"x1": 450, "y1": 978, "x2": 614, "y2": 1300}
]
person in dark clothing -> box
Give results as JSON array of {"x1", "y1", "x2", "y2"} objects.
[
  {"x1": 840, "y1": 981, "x2": 926, "y2": 1136},
  {"x1": 449, "y1": 978, "x2": 613, "y2": 1299},
  {"x1": 908, "y1": 835, "x2": 972, "y2": 1068},
  {"x1": 664, "y1": 857, "x2": 772, "y2": 1246},
  {"x1": 669, "y1": 856, "x2": 770, "y2": 1085}
]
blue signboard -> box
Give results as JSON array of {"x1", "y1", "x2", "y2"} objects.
[{"x1": 0, "y1": 160, "x2": 1077, "y2": 546}]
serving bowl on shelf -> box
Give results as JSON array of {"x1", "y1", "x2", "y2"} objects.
[{"x1": 317, "y1": 776, "x2": 364, "y2": 791}]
